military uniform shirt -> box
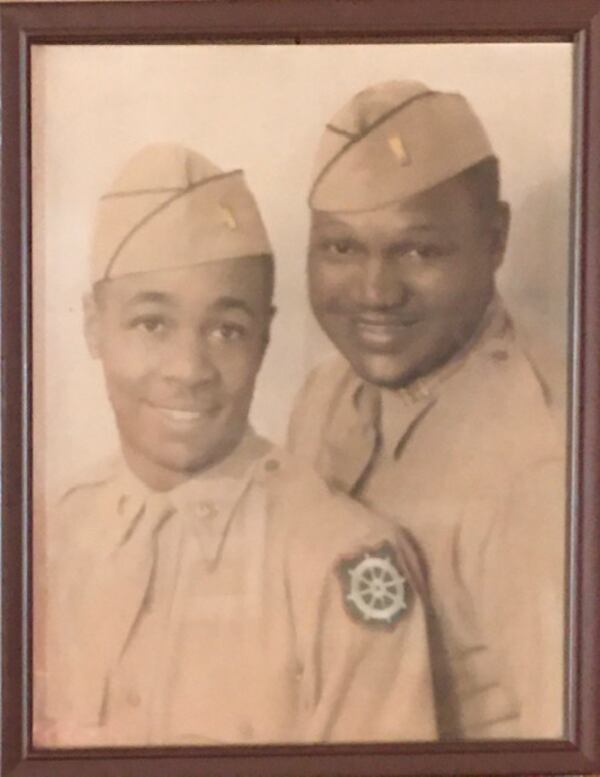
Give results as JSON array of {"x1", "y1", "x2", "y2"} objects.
[
  {"x1": 35, "y1": 430, "x2": 437, "y2": 747},
  {"x1": 288, "y1": 303, "x2": 566, "y2": 740}
]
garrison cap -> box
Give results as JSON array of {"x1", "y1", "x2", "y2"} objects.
[
  {"x1": 309, "y1": 80, "x2": 495, "y2": 213},
  {"x1": 91, "y1": 143, "x2": 272, "y2": 283}
]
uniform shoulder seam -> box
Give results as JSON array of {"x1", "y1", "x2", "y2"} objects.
[{"x1": 57, "y1": 459, "x2": 119, "y2": 508}]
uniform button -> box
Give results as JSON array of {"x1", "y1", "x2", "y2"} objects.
[
  {"x1": 195, "y1": 501, "x2": 217, "y2": 520},
  {"x1": 126, "y1": 690, "x2": 141, "y2": 708},
  {"x1": 264, "y1": 458, "x2": 280, "y2": 472}
]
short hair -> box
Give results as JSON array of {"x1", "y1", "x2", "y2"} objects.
[{"x1": 453, "y1": 156, "x2": 501, "y2": 221}]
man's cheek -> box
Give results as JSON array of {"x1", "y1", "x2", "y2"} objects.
[
  {"x1": 311, "y1": 261, "x2": 346, "y2": 293},
  {"x1": 103, "y1": 363, "x2": 147, "y2": 406},
  {"x1": 111, "y1": 343, "x2": 155, "y2": 377},
  {"x1": 231, "y1": 363, "x2": 262, "y2": 406},
  {"x1": 312, "y1": 281, "x2": 349, "y2": 314}
]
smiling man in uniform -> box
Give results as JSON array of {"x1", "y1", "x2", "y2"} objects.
[
  {"x1": 289, "y1": 81, "x2": 566, "y2": 739},
  {"x1": 34, "y1": 143, "x2": 437, "y2": 748}
]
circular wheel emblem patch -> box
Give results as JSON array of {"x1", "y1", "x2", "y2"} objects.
[{"x1": 338, "y1": 542, "x2": 410, "y2": 627}]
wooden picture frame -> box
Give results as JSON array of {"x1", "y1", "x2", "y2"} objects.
[{"x1": 1, "y1": 1, "x2": 599, "y2": 775}]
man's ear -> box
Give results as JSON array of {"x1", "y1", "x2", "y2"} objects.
[
  {"x1": 488, "y1": 201, "x2": 511, "y2": 270},
  {"x1": 83, "y1": 292, "x2": 102, "y2": 359}
]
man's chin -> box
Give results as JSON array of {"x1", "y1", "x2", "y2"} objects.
[
  {"x1": 157, "y1": 447, "x2": 230, "y2": 477},
  {"x1": 120, "y1": 444, "x2": 231, "y2": 491},
  {"x1": 159, "y1": 429, "x2": 247, "y2": 475},
  {"x1": 350, "y1": 353, "x2": 426, "y2": 390}
]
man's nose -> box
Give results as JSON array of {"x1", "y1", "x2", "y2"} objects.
[
  {"x1": 161, "y1": 330, "x2": 218, "y2": 386},
  {"x1": 361, "y1": 253, "x2": 408, "y2": 308}
]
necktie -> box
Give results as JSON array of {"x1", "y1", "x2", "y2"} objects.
[{"x1": 318, "y1": 382, "x2": 382, "y2": 494}]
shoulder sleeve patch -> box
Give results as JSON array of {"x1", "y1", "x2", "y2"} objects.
[{"x1": 337, "y1": 541, "x2": 411, "y2": 629}]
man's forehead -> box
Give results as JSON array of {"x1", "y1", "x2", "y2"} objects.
[
  {"x1": 310, "y1": 188, "x2": 471, "y2": 234},
  {"x1": 96, "y1": 261, "x2": 267, "y2": 307}
]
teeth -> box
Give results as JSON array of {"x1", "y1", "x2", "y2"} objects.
[
  {"x1": 357, "y1": 320, "x2": 417, "y2": 331},
  {"x1": 157, "y1": 407, "x2": 202, "y2": 422},
  {"x1": 358, "y1": 322, "x2": 395, "y2": 333}
]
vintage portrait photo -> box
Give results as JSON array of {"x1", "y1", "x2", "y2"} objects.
[{"x1": 30, "y1": 41, "x2": 573, "y2": 748}]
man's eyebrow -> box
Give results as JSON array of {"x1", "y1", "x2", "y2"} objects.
[
  {"x1": 211, "y1": 297, "x2": 256, "y2": 317},
  {"x1": 391, "y1": 224, "x2": 444, "y2": 234},
  {"x1": 124, "y1": 291, "x2": 177, "y2": 306},
  {"x1": 312, "y1": 214, "x2": 354, "y2": 229}
]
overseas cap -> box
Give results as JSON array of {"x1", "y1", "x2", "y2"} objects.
[
  {"x1": 309, "y1": 80, "x2": 495, "y2": 213},
  {"x1": 91, "y1": 143, "x2": 272, "y2": 283}
]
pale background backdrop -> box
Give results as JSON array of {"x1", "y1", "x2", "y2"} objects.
[{"x1": 31, "y1": 42, "x2": 574, "y2": 501}]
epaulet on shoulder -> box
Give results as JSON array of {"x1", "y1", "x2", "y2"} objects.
[
  {"x1": 257, "y1": 446, "x2": 397, "y2": 537},
  {"x1": 253, "y1": 445, "x2": 321, "y2": 487},
  {"x1": 56, "y1": 458, "x2": 119, "y2": 512},
  {"x1": 253, "y1": 445, "x2": 342, "y2": 508}
]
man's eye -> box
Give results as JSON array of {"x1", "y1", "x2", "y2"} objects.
[
  {"x1": 130, "y1": 316, "x2": 167, "y2": 334},
  {"x1": 320, "y1": 238, "x2": 359, "y2": 256},
  {"x1": 209, "y1": 323, "x2": 247, "y2": 342},
  {"x1": 393, "y1": 243, "x2": 449, "y2": 261}
]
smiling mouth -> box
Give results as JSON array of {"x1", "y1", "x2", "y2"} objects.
[
  {"x1": 149, "y1": 403, "x2": 221, "y2": 423},
  {"x1": 354, "y1": 316, "x2": 420, "y2": 332},
  {"x1": 348, "y1": 315, "x2": 421, "y2": 349}
]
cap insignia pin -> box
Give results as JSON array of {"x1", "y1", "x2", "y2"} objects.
[
  {"x1": 387, "y1": 134, "x2": 410, "y2": 165},
  {"x1": 218, "y1": 204, "x2": 237, "y2": 230}
]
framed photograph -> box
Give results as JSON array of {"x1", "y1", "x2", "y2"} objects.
[{"x1": 1, "y1": 1, "x2": 599, "y2": 775}]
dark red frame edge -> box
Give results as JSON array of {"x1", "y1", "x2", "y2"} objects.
[{"x1": 1, "y1": 1, "x2": 599, "y2": 775}]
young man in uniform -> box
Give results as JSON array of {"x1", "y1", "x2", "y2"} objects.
[
  {"x1": 34, "y1": 143, "x2": 437, "y2": 747},
  {"x1": 289, "y1": 81, "x2": 566, "y2": 739}
]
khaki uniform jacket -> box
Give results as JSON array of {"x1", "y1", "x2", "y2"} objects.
[
  {"x1": 34, "y1": 430, "x2": 437, "y2": 747},
  {"x1": 288, "y1": 307, "x2": 566, "y2": 740}
]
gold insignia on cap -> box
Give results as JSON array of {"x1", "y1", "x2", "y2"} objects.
[
  {"x1": 388, "y1": 134, "x2": 409, "y2": 165},
  {"x1": 218, "y1": 204, "x2": 237, "y2": 230}
]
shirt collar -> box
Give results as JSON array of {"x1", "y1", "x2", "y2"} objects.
[
  {"x1": 110, "y1": 428, "x2": 272, "y2": 560},
  {"x1": 350, "y1": 296, "x2": 513, "y2": 456},
  {"x1": 390, "y1": 295, "x2": 510, "y2": 402}
]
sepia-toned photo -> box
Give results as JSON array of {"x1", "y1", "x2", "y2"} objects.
[{"x1": 30, "y1": 41, "x2": 573, "y2": 748}]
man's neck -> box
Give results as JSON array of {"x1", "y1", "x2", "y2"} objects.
[
  {"x1": 120, "y1": 430, "x2": 252, "y2": 494},
  {"x1": 385, "y1": 294, "x2": 505, "y2": 403}
]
